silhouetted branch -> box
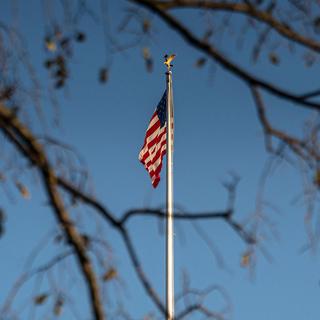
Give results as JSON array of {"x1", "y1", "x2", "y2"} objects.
[
  {"x1": 121, "y1": 229, "x2": 166, "y2": 315},
  {"x1": 0, "y1": 103, "x2": 105, "y2": 320},
  {"x1": 1, "y1": 251, "x2": 72, "y2": 315},
  {"x1": 150, "y1": 1, "x2": 320, "y2": 54},
  {"x1": 121, "y1": 208, "x2": 231, "y2": 224},
  {"x1": 1, "y1": 1, "x2": 319, "y2": 319},
  {"x1": 132, "y1": 0, "x2": 320, "y2": 111},
  {"x1": 176, "y1": 305, "x2": 224, "y2": 320},
  {"x1": 250, "y1": 85, "x2": 320, "y2": 165}
]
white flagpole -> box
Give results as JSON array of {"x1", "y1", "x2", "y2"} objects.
[{"x1": 165, "y1": 54, "x2": 175, "y2": 320}]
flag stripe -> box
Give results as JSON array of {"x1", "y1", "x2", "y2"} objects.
[
  {"x1": 139, "y1": 91, "x2": 167, "y2": 188},
  {"x1": 143, "y1": 136, "x2": 167, "y2": 165},
  {"x1": 142, "y1": 128, "x2": 167, "y2": 161}
]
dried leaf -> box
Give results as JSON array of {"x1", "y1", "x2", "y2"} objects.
[
  {"x1": 313, "y1": 16, "x2": 320, "y2": 34},
  {"x1": 314, "y1": 170, "x2": 320, "y2": 187},
  {"x1": 241, "y1": 251, "x2": 251, "y2": 267},
  {"x1": 0, "y1": 87, "x2": 15, "y2": 101},
  {"x1": 44, "y1": 59, "x2": 55, "y2": 69},
  {"x1": 45, "y1": 37, "x2": 57, "y2": 52},
  {"x1": 34, "y1": 293, "x2": 49, "y2": 305},
  {"x1": 0, "y1": 172, "x2": 5, "y2": 182},
  {"x1": 102, "y1": 267, "x2": 117, "y2": 282},
  {"x1": 75, "y1": 31, "x2": 86, "y2": 42},
  {"x1": 53, "y1": 297, "x2": 64, "y2": 316},
  {"x1": 55, "y1": 79, "x2": 65, "y2": 89},
  {"x1": 142, "y1": 47, "x2": 150, "y2": 59},
  {"x1": 145, "y1": 58, "x2": 153, "y2": 72},
  {"x1": 15, "y1": 182, "x2": 30, "y2": 199},
  {"x1": 195, "y1": 57, "x2": 207, "y2": 68},
  {"x1": 56, "y1": 55, "x2": 65, "y2": 67},
  {"x1": 203, "y1": 29, "x2": 213, "y2": 42},
  {"x1": 304, "y1": 52, "x2": 316, "y2": 68},
  {"x1": 99, "y1": 68, "x2": 109, "y2": 84},
  {"x1": 142, "y1": 19, "x2": 151, "y2": 33},
  {"x1": 54, "y1": 27, "x2": 63, "y2": 39},
  {"x1": 81, "y1": 234, "x2": 90, "y2": 248},
  {"x1": 60, "y1": 37, "x2": 70, "y2": 51},
  {"x1": 268, "y1": 52, "x2": 279, "y2": 65},
  {"x1": 0, "y1": 208, "x2": 5, "y2": 238},
  {"x1": 54, "y1": 234, "x2": 64, "y2": 244},
  {"x1": 142, "y1": 48, "x2": 153, "y2": 72},
  {"x1": 71, "y1": 196, "x2": 78, "y2": 207}
]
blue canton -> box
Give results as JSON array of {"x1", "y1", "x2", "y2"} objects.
[{"x1": 156, "y1": 90, "x2": 167, "y2": 127}]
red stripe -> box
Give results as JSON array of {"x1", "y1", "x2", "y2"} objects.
[
  {"x1": 146, "y1": 127, "x2": 166, "y2": 150},
  {"x1": 149, "y1": 149, "x2": 166, "y2": 176},
  {"x1": 141, "y1": 116, "x2": 159, "y2": 148},
  {"x1": 149, "y1": 150, "x2": 166, "y2": 177},
  {"x1": 140, "y1": 128, "x2": 166, "y2": 163},
  {"x1": 145, "y1": 116, "x2": 160, "y2": 137},
  {"x1": 144, "y1": 140, "x2": 166, "y2": 166},
  {"x1": 139, "y1": 109, "x2": 168, "y2": 188}
]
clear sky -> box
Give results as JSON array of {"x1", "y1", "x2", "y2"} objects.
[{"x1": 1, "y1": 1, "x2": 320, "y2": 319}]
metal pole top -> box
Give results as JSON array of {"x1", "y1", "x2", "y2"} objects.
[{"x1": 164, "y1": 54, "x2": 176, "y2": 72}]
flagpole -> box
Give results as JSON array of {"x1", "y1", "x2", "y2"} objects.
[{"x1": 165, "y1": 55, "x2": 175, "y2": 320}]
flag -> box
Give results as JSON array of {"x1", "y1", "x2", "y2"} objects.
[{"x1": 139, "y1": 90, "x2": 167, "y2": 188}]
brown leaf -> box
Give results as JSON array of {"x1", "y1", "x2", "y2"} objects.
[
  {"x1": 268, "y1": 52, "x2": 280, "y2": 65},
  {"x1": 54, "y1": 234, "x2": 64, "y2": 244},
  {"x1": 53, "y1": 297, "x2": 64, "y2": 316},
  {"x1": 142, "y1": 19, "x2": 151, "y2": 33},
  {"x1": 0, "y1": 86, "x2": 15, "y2": 101},
  {"x1": 314, "y1": 170, "x2": 320, "y2": 187},
  {"x1": 241, "y1": 251, "x2": 251, "y2": 267},
  {"x1": 203, "y1": 29, "x2": 213, "y2": 42},
  {"x1": 45, "y1": 37, "x2": 57, "y2": 52},
  {"x1": 0, "y1": 208, "x2": 5, "y2": 237},
  {"x1": 195, "y1": 57, "x2": 207, "y2": 68},
  {"x1": 142, "y1": 48, "x2": 153, "y2": 72},
  {"x1": 142, "y1": 47, "x2": 150, "y2": 59},
  {"x1": 55, "y1": 79, "x2": 65, "y2": 89},
  {"x1": 304, "y1": 52, "x2": 316, "y2": 68},
  {"x1": 0, "y1": 172, "x2": 5, "y2": 182},
  {"x1": 15, "y1": 181, "x2": 30, "y2": 199},
  {"x1": 81, "y1": 234, "x2": 90, "y2": 248},
  {"x1": 75, "y1": 31, "x2": 86, "y2": 42},
  {"x1": 102, "y1": 267, "x2": 117, "y2": 282},
  {"x1": 313, "y1": 16, "x2": 320, "y2": 34},
  {"x1": 34, "y1": 293, "x2": 49, "y2": 305},
  {"x1": 99, "y1": 68, "x2": 109, "y2": 84}
]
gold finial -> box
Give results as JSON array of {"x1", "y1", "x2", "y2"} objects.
[{"x1": 164, "y1": 54, "x2": 176, "y2": 71}]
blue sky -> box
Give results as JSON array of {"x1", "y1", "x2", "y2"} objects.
[{"x1": 1, "y1": 1, "x2": 320, "y2": 319}]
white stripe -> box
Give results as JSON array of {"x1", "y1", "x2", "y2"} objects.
[
  {"x1": 149, "y1": 146, "x2": 166, "y2": 175},
  {"x1": 144, "y1": 144, "x2": 167, "y2": 166},
  {"x1": 148, "y1": 130, "x2": 167, "y2": 156},
  {"x1": 139, "y1": 125, "x2": 166, "y2": 160},
  {"x1": 145, "y1": 121, "x2": 166, "y2": 146},
  {"x1": 142, "y1": 135, "x2": 166, "y2": 165},
  {"x1": 147, "y1": 113, "x2": 158, "y2": 128}
]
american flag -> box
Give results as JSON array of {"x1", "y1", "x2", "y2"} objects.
[{"x1": 139, "y1": 91, "x2": 167, "y2": 188}]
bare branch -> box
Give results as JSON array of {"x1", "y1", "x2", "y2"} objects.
[
  {"x1": 250, "y1": 85, "x2": 320, "y2": 164},
  {"x1": 132, "y1": 0, "x2": 320, "y2": 111},
  {"x1": 120, "y1": 208, "x2": 231, "y2": 224},
  {"x1": 0, "y1": 104, "x2": 105, "y2": 320},
  {"x1": 150, "y1": 0, "x2": 320, "y2": 54},
  {"x1": 1, "y1": 251, "x2": 72, "y2": 315}
]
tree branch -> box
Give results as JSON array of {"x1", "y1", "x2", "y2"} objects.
[
  {"x1": 1, "y1": 251, "x2": 73, "y2": 315},
  {"x1": 120, "y1": 208, "x2": 231, "y2": 224},
  {"x1": 0, "y1": 104, "x2": 105, "y2": 320},
  {"x1": 250, "y1": 85, "x2": 320, "y2": 164},
  {"x1": 132, "y1": 0, "x2": 320, "y2": 111},
  {"x1": 152, "y1": 0, "x2": 320, "y2": 54}
]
